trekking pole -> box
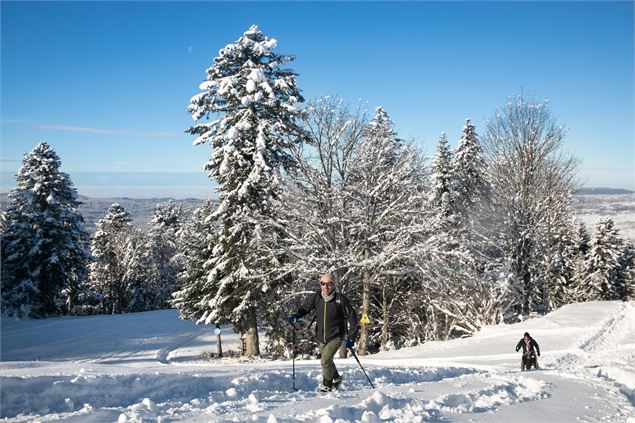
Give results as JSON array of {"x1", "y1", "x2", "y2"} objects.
[
  {"x1": 291, "y1": 323, "x2": 297, "y2": 391},
  {"x1": 348, "y1": 347, "x2": 375, "y2": 388}
]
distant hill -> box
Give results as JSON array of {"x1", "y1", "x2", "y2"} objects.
[
  {"x1": 1, "y1": 190, "x2": 633, "y2": 239},
  {"x1": 575, "y1": 187, "x2": 634, "y2": 195},
  {"x1": 0, "y1": 193, "x2": 205, "y2": 233}
]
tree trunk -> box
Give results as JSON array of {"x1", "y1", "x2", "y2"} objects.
[
  {"x1": 243, "y1": 307, "x2": 260, "y2": 357},
  {"x1": 358, "y1": 246, "x2": 371, "y2": 355},
  {"x1": 516, "y1": 237, "x2": 533, "y2": 315},
  {"x1": 544, "y1": 213, "x2": 553, "y2": 313},
  {"x1": 381, "y1": 281, "x2": 390, "y2": 350}
]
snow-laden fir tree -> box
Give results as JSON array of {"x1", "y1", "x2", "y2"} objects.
[
  {"x1": 1, "y1": 142, "x2": 91, "y2": 317},
  {"x1": 411, "y1": 124, "x2": 501, "y2": 342},
  {"x1": 580, "y1": 218, "x2": 624, "y2": 301},
  {"x1": 617, "y1": 241, "x2": 635, "y2": 300},
  {"x1": 123, "y1": 227, "x2": 153, "y2": 312},
  {"x1": 451, "y1": 118, "x2": 501, "y2": 262},
  {"x1": 172, "y1": 200, "x2": 218, "y2": 320},
  {"x1": 427, "y1": 133, "x2": 464, "y2": 254},
  {"x1": 429, "y1": 133, "x2": 455, "y2": 216},
  {"x1": 567, "y1": 220, "x2": 593, "y2": 303},
  {"x1": 184, "y1": 25, "x2": 303, "y2": 356},
  {"x1": 575, "y1": 220, "x2": 591, "y2": 257},
  {"x1": 452, "y1": 119, "x2": 490, "y2": 223},
  {"x1": 88, "y1": 203, "x2": 137, "y2": 314},
  {"x1": 144, "y1": 201, "x2": 183, "y2": 309}
]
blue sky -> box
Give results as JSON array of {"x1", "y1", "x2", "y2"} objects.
[{"x1": 1, "y1": 1, "x2": 633, "y2": 198}]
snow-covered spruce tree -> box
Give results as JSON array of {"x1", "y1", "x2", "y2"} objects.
[
  {"x1": 452, "y1": 119, "x2": 491, "y2": 224},
  {"x1": 575, "y1": 220, "x2": 591, "y2": 257},
  {"x1": 172, "y1": 201, "x2": 218, "y2": 320},
  {"x1": 185, "y1": 25, "x2": 303, "y2": 356},
  {"x1": 567, "y1": 220, "x2": 593, "y2": 303},
  {"x1": 88, "y1": 203, "x2": 137, "y2": 314},
  {"x1": 1, "y1": 142, "x2": 91, "y2": 318},
  {"x1": 144, "y1": 201, "x2": 184, "y2": 309},
  {"x1": 123, "y1": 227, "x2": 153, "y2": 312},
  {"x1": 484, "y1": 95, "x2": 578, "y2": 318},
  {"x1": 429, "y1": 133, "x2": 455, "y2": 215},
  {"x1": 451, "y1": 119, "x2": 502, "y2": 265},
  {"x1": 580, "y1": 218, "x2": 624, "y2": 301},
  {"x1": 427, "y1": 133, "x2": 465, "y2": 256},
  {"x1": 347, "y1": 107, "x2": 427, "y2": 354},
  {"x1": 617, "y1": 241, "x2": 635, "y2": 300}
]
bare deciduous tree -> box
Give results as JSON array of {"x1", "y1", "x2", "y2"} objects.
[{"x1": 484, "y1": 94, "x2": 579, "y2": 317}]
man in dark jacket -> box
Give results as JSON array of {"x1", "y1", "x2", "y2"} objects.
[
  {"x1": 516, "y1": 332, "x2": 541, "y2": 370},
  {"x1": 288, "y1": 273, "x2": 359, "y2": 392}
]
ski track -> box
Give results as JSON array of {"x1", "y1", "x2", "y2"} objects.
[{"x1": 156, "y1": 331, "x2": 201, "y2": 365}]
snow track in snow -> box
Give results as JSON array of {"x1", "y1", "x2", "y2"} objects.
[
  {"x1": 0, "y1": 366, "x2": 483, "y2": 420},
  {"x1": 546, "y1": 302, "x2": 635, "y2": 410},
  {"x1": 2, "y1": 302, "x2": 634, "y2": 422}
]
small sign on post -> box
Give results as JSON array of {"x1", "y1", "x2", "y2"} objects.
[
  {"x1": 361, "y1": 314, "x2": 370, "y2": 324},
  {"x1": 215, "y1": 325, "x2": 223, "y2": 358}
]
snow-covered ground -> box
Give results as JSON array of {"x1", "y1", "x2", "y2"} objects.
[{"x1": 2, "y1": 301, "x2": 634, "y2": 422}]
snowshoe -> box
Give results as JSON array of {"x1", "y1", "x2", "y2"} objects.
[
  {"x1": 332, "y1": 375, "x2": 343, "y2": 390},
  {"x1": 319, "y1": 378, "x2": 334, "y2": 392},
  {"x1": 318, "y1": 384, "x2": 334, "y2": 393}
]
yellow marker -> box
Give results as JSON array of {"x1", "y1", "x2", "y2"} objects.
[{"x1": 360, "y1": 314, "x2": 370, "y2": 324}]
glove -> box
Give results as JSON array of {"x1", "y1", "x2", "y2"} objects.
[
  {"x1": 345, "y1": 338, "x2": 355, "y2": 348},
  {"x1": 537, "y1": 352, "x2": 541, "y2": 357},
  {"x1": 287, "y1": 315, "x2": 297, "y2": 325}
]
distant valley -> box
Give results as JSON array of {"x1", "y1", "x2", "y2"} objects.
[{"x1": 1, "y1": 191, "x2": 633, "y2": 240}]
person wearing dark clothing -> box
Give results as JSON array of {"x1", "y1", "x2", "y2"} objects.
[
  {"x1": 516, "y1": 332, "x2": 541, "y2": 370},
  {"x1": 288, "y1": 273, "x2": 359, "y2": 392}
]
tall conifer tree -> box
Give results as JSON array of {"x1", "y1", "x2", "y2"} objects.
[
  {"x1": 1, "y1": 142, "x2": 90, "y2": 317},
  {"x1": 88, "y1": 203, "x2": 136, "y2": 314},
  {"x1": 183, "y1": 25, "x2": 303, "y2": 356}
]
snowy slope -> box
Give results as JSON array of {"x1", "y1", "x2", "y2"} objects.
[{"x1": 1, "y1": 302, "x2": 634, "y2": 422}]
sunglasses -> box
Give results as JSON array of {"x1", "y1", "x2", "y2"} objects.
[{"x1": 320, "y1": 282, "x2": 334, "y2": 287}]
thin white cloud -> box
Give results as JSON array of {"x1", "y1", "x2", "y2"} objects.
[
  {"x1": 32, "y1": 124, "x2": 180, "y2": 137},
  {"x1": 188, "y1": 46, "x2": 193, "y2": 53}
]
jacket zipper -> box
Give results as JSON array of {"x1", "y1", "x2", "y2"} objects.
[{"x1": 323, "y1": 300, "x2": 327, "y2": 343}]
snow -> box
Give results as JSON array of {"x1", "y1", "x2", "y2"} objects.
[
  {"x1": 2, "y1": 301, "x2": 634, "y2": 422},
  {"x1": 572, "y1": 194, "x2": 635, "y2": 242}
]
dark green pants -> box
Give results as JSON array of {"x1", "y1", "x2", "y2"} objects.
[{"x1": 319, "y1": 337, "x2": 343, "y2": 382}]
